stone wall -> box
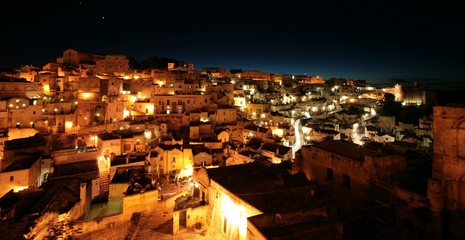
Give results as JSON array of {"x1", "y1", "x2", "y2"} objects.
[
  {"x1": 123, "y1": 190, "x2": 158, "y2": 215},
  {"x1": 74, "y1": 190, "x2": 157, "y2": 238},
  {"x1": 173, "y1": 205, "x2": 210, "y2": 234}
]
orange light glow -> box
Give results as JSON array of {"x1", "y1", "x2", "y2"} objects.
[{"x1": 221, "y1": 195, "x2": 247, "y2": 238}]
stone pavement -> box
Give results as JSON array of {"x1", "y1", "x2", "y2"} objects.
[{"x1": 133, "y1": 182, "x2": 227, "y2": 240}]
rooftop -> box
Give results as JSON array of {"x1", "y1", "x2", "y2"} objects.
[
  {"x1": 205, "y1": 162, "x2": 323, "y2": 213},
  {"x1": 51, "y1": 159, "x2": 99, "y2": 181},
  {"x1": 4, "y1": 133, "x2": 47, "y2": 151},
  {"x1": 249, "y1": 214, "x2": 340, "y2": 240},
  {"x1": 0, "y1": 177, "x2": 83, "y2": 239},
  {"x1": 2, "y1": 152, "x2": 42, "y2": 172},
  {"x1": 313, "y1": 140, "x2": 385, "y2": 162}
]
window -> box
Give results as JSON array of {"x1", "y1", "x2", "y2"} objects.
[
  {"x1": 327, "y1": 168, "x2": 333, "y2": 181},
  {"x1": 205, "y1": 99, "x2": 207, "y2": 103},
  {"x1": 172, "y1": 157, "x2": 176, "y2": 162},
  {"x1": 343, "y1": 174, "x2": 351, "y2": 188},
  {"x1": 223, "y1": 216, "x2": 227, "y2": 233},
  {"x1": 10, "y1": 176, "x2": 14, "y2": 181},
  {"x1": 124, "y1": 144, "x2": 131, "y2": 151},
  {"x1": 160, "y1": 156, "x2": 163, "y2": 161}
]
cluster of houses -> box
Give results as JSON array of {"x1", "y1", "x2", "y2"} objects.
[{"x1": 0, "y1": 49, "x2": 462, "y2": 239}]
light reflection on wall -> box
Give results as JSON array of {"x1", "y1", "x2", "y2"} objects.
[{"x1": 221, "y1": 194, "x2": 247, "y2": 239}]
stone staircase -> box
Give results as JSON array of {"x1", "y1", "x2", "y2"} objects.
[{"x1": 98, "y1": 159, "x2": 110, "y2": 194}]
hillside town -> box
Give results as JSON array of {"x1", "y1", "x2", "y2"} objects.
[{"x1": 0, "y1": 49, "x2": 464, "y2": 240}]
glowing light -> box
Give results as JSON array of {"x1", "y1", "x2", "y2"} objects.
[
  {"x1": 65, "y1": 121, "x2": 73, "y2": 129},
  {"x1": 83, "y1": 92, "x2": 91, "y2": 99},
  {"x1": 147, "y1": 105, "x2": 154, "y2": 114},
  {"x1": 144, "y1": 130, "x2": 152, "y2": 139},
  {"x1": 272, "y1": 128, "x2": 284, "y2": 137},
  {"x1": 43, "y1": 84, "x2": 50, "y2": 94},
  {"x1": 13, "y1": 186, "x2": 28, "y2": 192},
  {"x1": 221, "y1": 195, "x2": 247, "y2": 238},
  {"x1": 123, "y1": 109, "x2": 130, "y2": 118}
]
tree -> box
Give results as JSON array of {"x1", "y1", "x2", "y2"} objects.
[
  {"x1": 382, "y1": 93, "x2": 402, "y2": 116},
  {"x1": 383, "y1": 92, "x2": 395, "y2": 102},
  {"x1": 128, "y1": 54, "x2": 140, "y2": 69}
]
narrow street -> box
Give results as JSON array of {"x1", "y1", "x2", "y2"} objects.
[{"x1": 133, "y1": 182, "x2": 226, "y2": 240}]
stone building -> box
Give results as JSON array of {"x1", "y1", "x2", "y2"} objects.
[
  {"x1": 62, "y1": 49, "x2": 104, "y2": 66},
  {"x1": 95, "y1": 55, "x2": 129, "y2": 74},
  {"x1": 179, "y1": 162, "x2": 338, "y2": 239},
  {"x1": 295, "y1": 139, "x2": 411, "y2": 238},
  {"x1": 427, "y1": 104, "x2": 465, "y2": 239}
]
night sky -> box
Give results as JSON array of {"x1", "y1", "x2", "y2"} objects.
[{"x1": 1, "y1": 1, "x2": 464, "y2": 89}]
